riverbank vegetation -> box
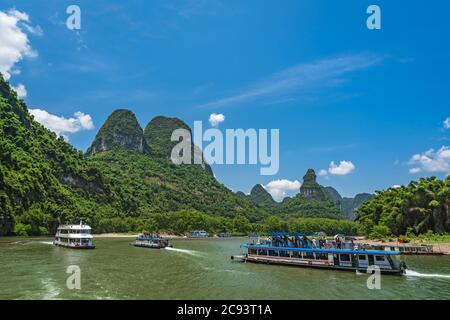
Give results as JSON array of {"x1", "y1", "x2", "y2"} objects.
[
  {"x1": 12, "y1": 209, "x2": 358, "y2": 237},
  {"x1": 356, "y1": 177, "x2": 450, "y2": 238}
]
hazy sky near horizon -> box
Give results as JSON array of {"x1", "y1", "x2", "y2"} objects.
[{"x1": 1, "y1": 0, "x2": 449, "y2": 200}]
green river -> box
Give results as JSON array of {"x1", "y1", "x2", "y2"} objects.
[{"x1": 0, "y1": 237, "x2": 449, "y2": 300}]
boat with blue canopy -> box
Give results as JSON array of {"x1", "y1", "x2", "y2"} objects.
[
  {"x1": 232, "y1": 232, "x2": 407, "y2": 275},
  {"x1": 133, "y1": 233, "x2": 171, "y2": 249}
]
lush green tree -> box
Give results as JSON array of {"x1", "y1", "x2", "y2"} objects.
[{"x1": 356, "y1": 177, "x2": 450, "y2": 237}]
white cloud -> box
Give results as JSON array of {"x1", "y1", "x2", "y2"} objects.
[
  {"x1": 264, "y1": 179, "x2": 301, "y2": 202},
  {"x1": 444, "y1": 117, "x2": 450, "y2": 130},
  {"x1": 11, "y1": 83, "x2": 27, "y2": 98},
  {"x1": 0, "y1": 9, "x2": 39, "y2": 80},
  {"x1": 28, "y1": 109, "x2": 94, "y2": 140},
  {"x1": 391, "y1": 185, "x2": 401, "y2": 189},
  {"x1": 408, "y1": 146, "x2": 450, "y2": 174},
  {"x1": 320, "y1": 160, "x2": 356, "y2": 176},
  {"x1": 328, "y1": 161, "x2": 355, "y2": 175},
  {"x1": 197, "y1": 53, "x2": 382, "y2": 108},
  {"x1": 208, "y1": 113, "x2": 225, "y2": 127}
]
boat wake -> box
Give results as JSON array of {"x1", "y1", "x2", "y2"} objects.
[
  {"x1": 38, "y1": 241, "x2": 54, "y2": 245},
  {"x1": 404, "y1": 269, "x2": 450, "y2": 279},
  {"x1": 164, "y1": 247, "x2": 204, "y2": 257},
  {"x1": 202, "y1": 266, "x2": 250, "y2": 275}
]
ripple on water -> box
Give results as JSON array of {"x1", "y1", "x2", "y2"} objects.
[{"x1": 40, "y1": 278, "x2": 61, "y2": 300}]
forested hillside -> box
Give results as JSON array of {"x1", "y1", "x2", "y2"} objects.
[
  {"x1": 4, "y1": 73, "x2": 445, "y2": 238},
  {"x1": 0, "y1": 74, "x2": 110, "y2": 235},
  {"x1": 356, "y1": 177, "x2": 450, "y2": 237},
  {"x1": 0, "y1": 74, "x2": 260, "y2": 235}
]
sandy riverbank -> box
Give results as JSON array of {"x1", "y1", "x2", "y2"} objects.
[{"x1": 93, "y1": 233, "x2": 186, "y2": 239}]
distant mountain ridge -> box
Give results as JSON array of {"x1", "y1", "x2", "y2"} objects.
[
  {"x1": 238, "y1": 169, "x2": 373, "y2": 220},
  {"x1": 323, "y1": 186, "x2": 373, "y2": 219},
  {"x1": 239, "y1": 169, "x2": 345, "y2": 220}
]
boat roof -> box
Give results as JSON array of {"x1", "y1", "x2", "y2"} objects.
[
  {"x1": 242, "y1": 244, "x2": 401, "y2": 255},
  {"x1": 270, "y1": 232, "x2": 307, "y2": 237},
  {"x1": 57, "y1": 224, "x2": 91, "y2": 230},
  {"x1": 136, "y1": 237, "x2": 165, "y2": 241}
]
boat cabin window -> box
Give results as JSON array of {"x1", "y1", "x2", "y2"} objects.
[
  {"x1": 316, "y1": 253, "x2": 328, "y2": 260},
  {"x1": 375, "y1": 255, "x2": 385, "y2": 262},
  {"x1": 339, "y1": 254, "x2": 350, "y2": 261},
  {"x1": 358, "y1": 255, "x2": 367, "y2": 260}
]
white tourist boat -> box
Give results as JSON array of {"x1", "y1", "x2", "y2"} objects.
[{"x1": 53, "y1": 221, "x2": 95, "y2": 249}]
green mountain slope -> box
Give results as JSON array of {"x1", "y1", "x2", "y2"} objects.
[
  {"x1": 88, "y1": 149, "x2": 260, "y2": 221},
  {"x1": 0, "y1": 74, "x2": 110, "y2": 235},
  {"x1": 0, "y1": 75, "x2": 261, "y2": 235},
  {"x1": 248, "y1": 184, "x2": 276, "y2": 205},
  {"x1": 144, "y1": 116, "x2": 212, "y2": 175},
  {"x1": 277, "y1": 195, "x2": 343, "y2": 219},
  {"x1": 86, "y1": 109, "x2": 148, "y2": 156}
]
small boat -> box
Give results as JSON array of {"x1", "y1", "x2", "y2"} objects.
[
  {"x1": 232, "y1": 232, "x2": 407, "y2": 275},
  {"x1": 53, "y1": 221, "x2": 95, "y2": 249},
  {"x1": 218, "y1": 232, "x2": 231, "y2": 238},
  {"x1": 186, "y1": 230, "x2": 209, "y2": 239},
  {"x1": 133, "y1": 233, "x2": 171, "y2": 249}
]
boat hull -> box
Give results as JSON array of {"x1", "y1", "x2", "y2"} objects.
[
  {"x1": 133, "y1": 243, "x2": 170, "y2": 249},
  {"x1": 54, "y1": 242, "x2": 95, "y2": 249},
  {"x1": 235, "y1": 255, "x2": 405, "y2": 275}
]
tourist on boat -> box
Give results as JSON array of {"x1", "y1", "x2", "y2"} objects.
[
  {"x1": 318, "y1": 237, "x2": 325, "y2": 249},
  {"x1": 312, "y1": 238, "x2": 317, "y2": 248},
  {"x1": 336, "y1": 237, "x2": 342, "y2": 249}
]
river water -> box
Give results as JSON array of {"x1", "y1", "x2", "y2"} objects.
[{"x1": 0, "y1": 237, "x2": 449, "y2": 300}]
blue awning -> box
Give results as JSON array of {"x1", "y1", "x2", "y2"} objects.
[
  {"x1": 270, "y1": 232, "x2": 307, "y2": 237},
  {"x1": 241, "y1": 244, "x2": 401, "y2": 255}
]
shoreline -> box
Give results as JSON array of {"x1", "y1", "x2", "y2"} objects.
[{"x1": 92, "y1": 233, "x2": 186, "y2": 239}]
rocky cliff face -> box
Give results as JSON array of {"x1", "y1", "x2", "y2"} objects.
[
  {"x1": 86, "y1": 109, "x2": 147, "y2": 156},
  {"x1": 324, "y1": 186, "x2": 342, "y2": 205},
  {"x1": 341, "y1": 193, "x2": 374, "y2": 220},
  {"x1": 299, "y1": 169, "x2": 328, "y2": 201}
]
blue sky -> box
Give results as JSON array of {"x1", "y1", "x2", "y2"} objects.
[{"x1": 1, "y1": 0, "x2": 449, "y2": 200}]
